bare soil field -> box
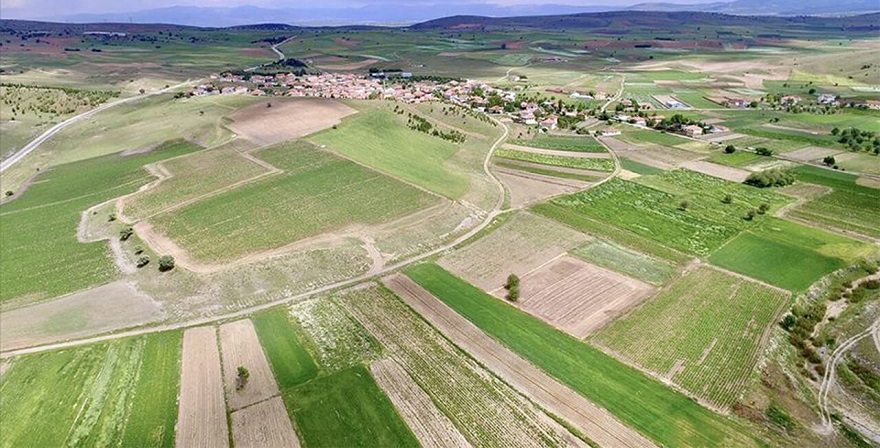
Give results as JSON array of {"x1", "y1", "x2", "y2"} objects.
[
  {"x1": 371, "y1": 359, "x2": 472, "y2": 448},
  {"x1": 219, "y1": 319, "x2": 280, "y2": 410},
  {"x1": 503, "y1": 144, "x2": 612, "y2": 159},
  {"x1": 680, "y1": 160, "x2": 751, "y2": 182},
  {"x1": 231, "y1": 397, "x2": 301, "y2": 448},
  {"x1": 856, "y1": 177, "x2": 880, "y2": 189},
  {"x1": 703, "y1": 133, "x2": 747, "y2": 143},
  {"x1": 177, "y1": 326, "x2": 228, "y2": 448},
  {"x1": 226, "y1": 99, "x2": 357, "y2": 146},
  {"x1": 384, "y1": 275, "x2": 656, "y2": 448},
  {"x1": 0, "y1": 281, "x2": 164, "y2": 351},
  {"x1": 619, "y1": 145, "x2": 703, "y2": 170},
  {"x1": 511, "y1": 256, "x2": 654, "y2": 338},
  {"x1": 496, "y1": 169, "x2": 584, "y2": 208},
  {"x1": 439, "y1": 211, "x2": 590, "y2": 292},
  {"x1": 785, "y1": 146, "x2": 843, "y2": 162}
]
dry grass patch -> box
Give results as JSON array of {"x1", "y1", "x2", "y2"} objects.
[
  {"x1": 785, "y1": 146, "x2": 843, "y2": 162},
  {"x1": 0, "y1": 281, "x2": 164, "y2": 351},
  {"x1": 176, "y1": 326, "x2": 228, "y2": 448},
  {"x1": 219, "y1": 319, "x2": 280, "y2": 410},
  {"x1": 511, "y1": 256, "x2": 654, "y2": 338},
  {"x1": 226, "y1": 99, "x2": 356, "y2": 146},
  {"x1": 231, "y1": 397, "x2": 301, "y2": 448},
  {"x1": 439, "y1": 211, "x2": 590, "y2": 291},
  {"x1": 496, "y1": 169, "x2": 584, "y2": 208}
]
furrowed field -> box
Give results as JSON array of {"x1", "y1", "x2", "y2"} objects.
[
  {"x1": 150, "y1": 141, "x2": 437, "y2": 262},
  {"x1": 594, "y1": 266, "x2": 788, "y2": 409},
  {"x1": 0, "y1": 332, "x2": 182, "y2": 447},
  {"x1": 0, "y1": 141, "x2": 200, "y2": 304},
  {"x1": 511, "y1": 135, "x2": 608, "y2": 153},
  {"x1": 405, "y1": 263, "x2": 755, "y2": 447},
  {"x1": 495, "y1": 148, "x2": 615, "y2": 172}
]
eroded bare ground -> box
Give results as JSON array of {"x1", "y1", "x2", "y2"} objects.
[
  {"x1": 496, "y1": 169, "x2": 585, "y2": 209},
  {"x1": 231, "y1": 397, "x2": 301, "y2": 448},
  {"x1": 0, "y1": 280, "x2": 164, "y2": 351},
  {"x1": 383, "y1": 274, "x2": 657, "y2": 448},
  {"x1": 177, "y1": 326, "x2": 229, "y2": 448},
  {"x1": 371, "y1": 359, "x2": 473, "y2": 448},
  {"x1": 218, "y1": 319, "x2": 279, "y2": 410}
]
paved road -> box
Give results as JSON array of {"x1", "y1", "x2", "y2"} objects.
[
  {"x1": 0, "y1": 117, "x2": 510, "y2": 358},
  {"x1": 0, "y1": 81, "x2": 194, "y2": 174}
]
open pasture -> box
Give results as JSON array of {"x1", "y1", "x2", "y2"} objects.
[
  {"x1": 511, "y1": 135, "x2": 608, "y2": 153},
  {"x1": 310, "y1": 106, "x2": 471, "y2": 199},
  {"x1": 594, "y1": 266, "x2": 788, "y2": 409},
  {"x1": 226, "y1": 99, "x2": 357, "y2": 146},
  {"x1": 788, "y1": 165, "x2": 880, "y2": 238},
  {"x1": 0, "y1": 333, "x2": 182, "y2": 448},
  {"x1": 495, "y1": 148, "x2": 615, "y2": 172},
  {"x1": 709, "y1": 217, "x2": 871, "y2": 291},
  {"x1": 0, "y1": 141, "x2": 199, "y2": 305},
  {"x1": 439, "y1": 211, "x2": 590, "y2": 292},
  {"x1": 148, "y1": 141, "x2": 436, "y2": 263},
  {"x1": 404, "y1": 263, "x2": 755, "y2": 447},
  {"x1": 514, "y1": 255, "x2": 655, "y2": 338},
  {"x1": 571, "y1": 240, "x2": 677, "y2": 285}
]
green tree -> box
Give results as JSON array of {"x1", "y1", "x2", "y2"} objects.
[
  {"x1": 722, "y1": 194, "x2": 733, "y2": 204},
  {"x1": 758, "y1": 203, "x2": 770, "y2": 214},
  {"x1": 236, "y1": 366, "x2": 250, "y2": 391},
  {"x1": 724, "y1": 144, "x2": 736, "y2": 154},
  {"x1": 823, "y1": 156, "x2": 836, "y2": 166},
  {"x1": 158, "y1": 255, "x2": 175, "y2": 272},
  {"x1": 136, "y1": 255, "x2": 150, "y2": 268},
  {"x1": 678, "y1": 200, "x2": 690, "y2": 211},
  {"x1": 119, "y1": 226, "x2": 134, "y2": 241}
]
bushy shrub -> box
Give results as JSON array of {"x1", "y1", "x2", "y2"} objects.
[
  {"x1": 744, "y1": 169, "x2": 795, "y2": 188},
  {"x1": 158, "y1": 255, "x2": 175, "y2": 272}
]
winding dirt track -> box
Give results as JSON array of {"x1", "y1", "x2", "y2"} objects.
[
  {"x1": 383, "y1": 274, "x2": 656, "y2": 448},
  {"x1": 818, "y1": 317, "x2": 880, "y2": 428}
]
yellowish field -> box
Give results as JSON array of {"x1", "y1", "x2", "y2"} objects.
[
  {"x1": 176, "y1": 326, "x2": 228, "y2": 448},
  {"x1": 226, "y1": 99, "x2": 357, "y2": 146}
]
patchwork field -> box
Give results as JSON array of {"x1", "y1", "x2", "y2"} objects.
[
  {"x1": 405, "y1": 263, "x2": 754, "y2": 447},
  {"x1": 219, "y1": 319, "x2": 280, "y2": 410},
  {"x1": 439, "y1": 211, "x2": 590, "y2": 291},
  {"x1": 570, "y1": 240, "x2": 677, "y2": 285},
  {"x1": 0, "y1": 332, "x2": 182, "y2": 447},
  {"x1": 226, "y1": 99, "x2": 357, "y2": 146},
  {"x1": 787, "y1": 166, "x2": 880, "y2": 239},
  {"x1": 147, "y1": 141, "x2": 437, "y2": 263},
  {"x1": 176, "y1": 326, "x2": 228, "y2": 448},
  {"x1": 594, "y1": 266, "x2": 788, "y2": 409},
  {"x1": 514, "y1": 255, "x2": 655, "y2": 338},
  {"x1": 0, "y1": 141, "x2": 200, "y2": 304}
]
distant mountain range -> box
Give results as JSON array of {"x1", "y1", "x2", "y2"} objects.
[{"x1": 13, "y1": 0, "x2": 880, "y2": 27}]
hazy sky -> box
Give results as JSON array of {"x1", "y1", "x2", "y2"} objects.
[{"x1": 1, "y1": 0, "x2": 713, "y2": 18}]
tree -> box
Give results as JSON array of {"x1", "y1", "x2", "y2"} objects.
[
  {"x1": 722, "y1": 194, "x2": 733, "y2": 204},
  {"x1": 831, "y1": 127, "x2": 840, "y2": 136},
  {"x1": 158, "y1": 255, "x2": 175, "y2": 272},
  {"x1": 136, "y1": 255, "x2": 150, "y2": 268},
  {"x1": 119, "y1": 226, "x2": 134, "y2": 241},
  {"x1": 107, "y1": 213, "x2": 116, "y2": 222},
  {"x1": 745, "y1": 209, "x2": 757, "y2": 221},
  {"x1": 4, "y1": 190, "x2": 12, "y2": 197},
  {"x1": 823, "y1": 156, "x2": 836, "y2": 166},
  {"x1": 266, "y1": 102, "x2": 272, "y2": 108},
  {"x1": 500, "y1": 43, "x2": 507, "y2": 50},
  {"x1": 781, "y1": 314, "x2": 797, "y2": 331},
  {"x1": 724, "y1": 144, "x2": 736, "y2": 154},
  {"x1": 758, "y1": 203, "x2": 770, "y2": 214},
  {"x1": 678, "y1": 200, "x2": 690, "y2": 211},
  {"x1": 236, "y1": 366, "x2": 250, "y2": 391},
  {"x1": 505, "y1": 273, "x2": 520, "y2": 302},
  {"x1": 755, "y1": 147, "x2": 773, "y2": 156},
  {"x1": 133, "y1": 245, "x2": 144, "y2": 255}
]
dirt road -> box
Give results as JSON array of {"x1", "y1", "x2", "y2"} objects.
[
  {"x1": 383, "y1": 274, "x2": 656, "y2": 448},
  {"x1": 818, "y1": 317, "x2": 880, "y2": 428}
]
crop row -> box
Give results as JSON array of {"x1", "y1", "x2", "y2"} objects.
[
  {"x1": 495, "y1": 148, "x2": 615, "y2": 172},
  {"x1": 511, "y1": 135, "x2": 608, "y2": 153}
]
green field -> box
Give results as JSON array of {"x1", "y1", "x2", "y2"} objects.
[
  {"x1": 150, "y1": 141, "x2": 437, "y2": 262},
  {"x1": 405, "y1": 263, "x2": 755, "y2": 447},
  {"x1": 619, "y1": 157, "x2": 666, "y2": 175},
  {"x1": 708, "y1": 150, "x2": 764, "y2": 167},
  {"x1": 0, "y1": 141, "x2": 200, "y2": 303},
  {"x1": 571, "y1": 240, "x2": 677, "y2": 285},
  {"x1": 0, "y1": 333, "x2": 182, "y2": 447},
  {"x1": 788, "y1": 166, "x2": 880, "y2": 238},
  {"x1": 709, "y1": 218, "x2": 870, "y2": 291},
  {"x1": 618, "y1": 129, "x2": 692, "y2": 147},
  {"x1": 253, "y1": 309, "x2": 320, "y2": 389},
  {"x1": 495, "y1": 148, "x2": 615, "y2": 172},
  {"x1": 310, "y1": 108, "x2": 470, "y2": 199},
  {"x1": 542, "y1": 170, "x2": 790, "y2": 256},
  {"x1": 495, "y1": 161, "x2": 603, "y2": 182},
  {"x1": 594, "y1": 267, "x2": 788, "y2": 409},
  {"x1": 288, "y1": 365, "x2": 418, "y2": 448},
  {"x1": 511, "y1": 135, "x2": 608, "y2": 153}
]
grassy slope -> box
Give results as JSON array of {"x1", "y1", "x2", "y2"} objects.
[
  {"x1": 310, "y1": 108, "x2": 469, "y2": 199},
  {"x1": 404, "y1": 263, "x2": 755, "y2": 447},
  {"x1": 0, "y1": 141, "x2": 200, "y2": 303},
  {"x1": 151, "y1": 141, "x2": 436, "y2": 262}
]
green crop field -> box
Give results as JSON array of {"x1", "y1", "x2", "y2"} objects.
[
  {"x1": 150, "y1": 141, "x2": 437, "y2": 262},
  {"x1": 619, "y1": 157, "x2": 666, "y2": 175},
  {"x1": 310, "y1": 107, "x2": 470, "y2": 199},
  {"x1": 618, "y1": 129, "x2": 692, "y2": 147},
  {"x1": 253, "y1": 309, "x2": 320, "y2": 389},
  {"x1": 495, "y1": 161, "x2": 603, "y2": 182},
  {"x1": 594, "y1": 266, "x2": 788, "y2": 409},
  {"x1": 404, "y1": 263, "x2": 755, "y2": 447},
  {"x1": 511, "y1": 135, "x2": 608, "y2": 153},
  {"x1": 788, "y1": 166, "x2": 880, "y2": 238},
  {"x1": 542, "y1": 169, "x2": 790, "y2": 256},
  {"x1": 287, "y1": 365, "x2": 419, "y2": 448},
  {"x1": 495, "y1": 148, "x2": 615, "y2": 172},
  {"x1": 0, "y1": 333, "x2": 181, "y2": 447},
  {"x1": 571, "y1": 240, "x2": 677, "y2": 285},
  {"x1": 709, "y1": 218, "x2": 871, "y2": 291},
  {"x1": 708, "y1": 150, "x2": 764, "y2": 167},
  {"x1": 0, "y1": 141, "x2": 200, "y2": 304}
]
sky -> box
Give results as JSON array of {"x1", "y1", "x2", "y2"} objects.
[{"x1": 1, "y1": 0, "x2": 714, "y2": 19}]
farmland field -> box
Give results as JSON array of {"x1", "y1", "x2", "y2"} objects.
[
  {"x1": 0, "y1": 333, "x2": 182, "y2": 448},
  {"x1": 619, "y1": 157, "x2": 665, "y2": 175},
  {"x1": 287, "y1": 365, "x2": 419, "y2": 448},
  {"x1": 511, "y1": 135, "x2": 608, "y2": 153},
  {"x1": 496, "y1": 148, "x2": 615, "y2": 172},
  {"x1": 787, "y1": 166, "x2": 880, "y2": 238},
  {"x1": 594, "y1": 266, "x2": 788, "y2": 409},
  {"x1": 618, "y1": 129, "x2": 692, "y2": 147},
  {"x1": 0, "y1": 141, "x2": 200, "y2": 304},
  {"x1": 289, "y1": 298, "x2": 383, "y2": 372},
  {"x1": 149, "y1": 141, "x2": 437, "y2": 262},
  {"x1": 253, "y1": 309, "x2": 319, "y2": 389},
  {"x1": 571, "y1": 240, "x2": 677, "y2": 285},
  {"x1": 405, "y1": 263, "x2": 755, "y2": 447},
  {"x1": 495, "y1": 160, "x2": 603, "y2": 182}
]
